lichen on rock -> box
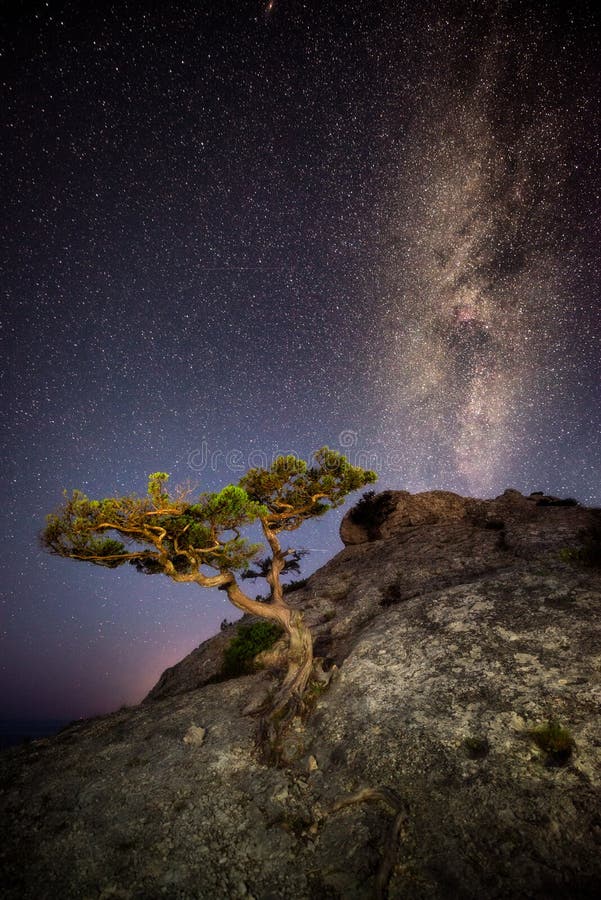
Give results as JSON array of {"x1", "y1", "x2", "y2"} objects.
[{"x1": 2, "y1": 488, "x2": 601, "y2": 899}]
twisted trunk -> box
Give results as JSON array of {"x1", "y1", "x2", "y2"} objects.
[
  {"x1": 270, "y1": 609, "x2": 314, "y2": 716},
  {"x1": 215, "y1": 517, "x2": 319, "y2": 759},
  {"x1": 224, "y1": 580, "x2": 314, "y2": 708},
  {"x1": 259, "y1": 607, "x2": 314, "y2": 761},
  {"x1": 261, "y1": 521, "x2": 315, "y2": 714},
  {"x1": 223, "y1": 570, "x2": 315, "y2": 757}
]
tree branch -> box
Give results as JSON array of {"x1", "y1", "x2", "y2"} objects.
[{"x1": 68, "y1": 551, "x2": 156, "y2": 563}]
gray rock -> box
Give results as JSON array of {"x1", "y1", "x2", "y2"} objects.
[
  {"x1": 183, "y1": 725, "x2": 206, "y2": 745},
  {"x1": 1, "y1": 489, "x2": 600, "y2": 899}
]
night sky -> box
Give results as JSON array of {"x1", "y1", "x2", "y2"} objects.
[{"x1": 1, "y1": 1, "x2": 599, "y2": 721}]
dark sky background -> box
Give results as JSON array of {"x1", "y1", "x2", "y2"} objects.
[{"x1": 1, "y1": 0, "x2": 599, "y2": 721}]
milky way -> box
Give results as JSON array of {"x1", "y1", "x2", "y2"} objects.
[
  {"x1": 376, "y1": 4, "x2": 599, "y2": 495},
  {"x1": 1, "y1": 1, "x2": 598, "y2": 720}
]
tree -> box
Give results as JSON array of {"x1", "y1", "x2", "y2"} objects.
[{"x1": 42, "y1": 448, "x2": 377, "y2": 742}]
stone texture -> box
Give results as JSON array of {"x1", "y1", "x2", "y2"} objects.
[
  {"x1": 183, "y1": 725, "x2": 206, "y2": 745},
  {"x1": 339, "y1": 489, "x2": 472, "y2": 544},
  {"x1": 144, "y1": 622, "x2": 238, "y2": 702},
  {"x1": 1, "y1": 489, "x2": 600, "y2": 899}
]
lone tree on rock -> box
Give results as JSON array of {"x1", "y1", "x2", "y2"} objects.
[{"x1": 42, "y1": 448, "x2": 376, "y2": 737}]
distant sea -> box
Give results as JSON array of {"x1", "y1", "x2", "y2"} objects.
[{"x1": 0, "y1": 719, "x2": 72, "y2": 751}]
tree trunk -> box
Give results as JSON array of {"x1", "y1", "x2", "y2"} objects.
[
  {"x1": 258, "y1": 522, "x2": 315, "y2": 711},
  {"x1": 258, "y1": 608, "x2": 314, "y2": 762},
  {"x1": 223, "y1": 577, "x2": 315, "y2": 757},
  {"x1": 271, "y1": 609, "x2": 314, "y2": 718},
  {"x1": 224, "y1": 580, "x2": 314, "y2": 709}
]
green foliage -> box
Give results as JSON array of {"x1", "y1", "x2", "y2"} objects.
[
  {"x1": 221, "y1": 621, "x2": 283, "y2": 677},
  {"x1": 190, "y1": 485, "x2": 267, "y2": 529},
  {"x1": 239, "y1": 446, "x2": 377, "y2": 531},
  {"x1": 42, "y1": 451, "x2": 377, "y2": 595},
  {"x1": 530, "y1": 720, "x2": 574, "y2": 765},
  {"x1": 148, "y1": 472, "x2": 170, "y2": 506},
  {"x1": 84, "y1": 538, "x2": 128, "y2": 568},
  {"x1": 41, "y1": 479, "x2": 266, "y2": 572},
  {"x1": 42, "y1": 490, "x2": 139, "y2": 565},
  {"x1": 349, "y1": 489, "x2": 396, "y2": 538},
  {"x1": 302, "y1": 677, "x2": 331, "y2": 713}
]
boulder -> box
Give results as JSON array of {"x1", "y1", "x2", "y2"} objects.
[{"x1": 340, "y1": 489, "x2": 473, "y2": 544}]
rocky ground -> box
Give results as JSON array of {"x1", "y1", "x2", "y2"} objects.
[{"x1": 2, "y1": 489, "x2": 601, "y2": 898}]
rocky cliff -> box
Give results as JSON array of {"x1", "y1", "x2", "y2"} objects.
[{"x1": 2, "y1": 489, "x2": 601, "y2": 899}]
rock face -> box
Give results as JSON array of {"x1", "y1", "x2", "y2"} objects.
[
  {"x1": 145, "y1": 621, "x2": 238, "y2": 702},
  {"x1": 339, "y1": 489, "x2": 473, "y2": 544},
  {"x1": 2, "y1": 489, "x2": 601, "y2": 899}
]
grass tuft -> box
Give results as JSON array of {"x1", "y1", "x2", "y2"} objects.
[
  {"x1": 530, "y1": 720, "x2": 574, "y2": 766},
  {"x1": 221, "y1": 621, "x2": 283, "y2": 677}
]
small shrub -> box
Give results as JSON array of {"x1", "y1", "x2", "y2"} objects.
[
  {"x1": 125, "y1": 756, "x2": 147, "y2": 768},
  {"x1": 560, "y1": 520, "x2": 601, "y2": 569},
  {"x1": 530, "y1": 720, "x2": 574, "y2": 766},
  {"x1": 221, "y1": 621, "x2": 283, "y2": 678},
  {"x1": 484, "y1": 518, "x2": 505, "y2": 530},
  {"x1": 559, "y1": 547, "x2": 577, "y2": 564},
  {"x1": 381, "y1": 576, "x2": 404, "y2": 606},
  {"x1": 350, "y1": 490, "x2": 396, "y2": 538},
  {"x1": 463, "y1": 736, "x2": 490, "y2": 759},
  {"x1": 536, "y1": 497, "x2": 579, "y2": 507},
  {"x1": 172, "y1": 798, "x2": 188, "y2": 813}
]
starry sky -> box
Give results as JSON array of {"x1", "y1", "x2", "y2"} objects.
[{"x1": 1, "y1": 0, "x2": 599, "y2": 721}]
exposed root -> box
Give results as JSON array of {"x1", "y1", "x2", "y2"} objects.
[
  {"x1": 241, "y1": 607, "x2": 328, "y2": 763},
  {"x1": 310, "y1": 657, "x2": 336, "y2": 687},
  {"x1": 331, "y1": 786, "x2": 408, "y2": 899},
  {"x1": 257, "y1": 701, "x2": 301, "y2": 765},
  {"x1": 254, "y1": 658, "x2": 336, "y2": 765}
]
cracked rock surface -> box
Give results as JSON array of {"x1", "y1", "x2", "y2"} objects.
[{"x1": 2, "y1": 489, "x2": 600, "y2": 898}]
